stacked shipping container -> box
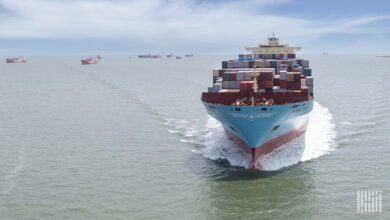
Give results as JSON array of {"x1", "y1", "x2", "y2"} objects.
[{"x1": 208, "y1": 53, "x2": 314, "y2": 97}]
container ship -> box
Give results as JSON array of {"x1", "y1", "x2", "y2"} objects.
[
  {"x1": 6, "y1": 57, "x2": 27, "y2": 63},
  {"x1": 201, "y1": 35, "x2": 314, "y2": 169}
]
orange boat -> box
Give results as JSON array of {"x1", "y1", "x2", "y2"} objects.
[
  {"x1": 81, "y1": 57, "x2": 98, "y2": 64},
  {"x1": 6, "y1": 57, "x2": 26, "y2": 63}
]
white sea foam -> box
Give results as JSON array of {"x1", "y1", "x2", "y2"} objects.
[
  {"x1": 1, "y1": 147, "x2": 25, "y2": 195},
  {"x1": 195, "y1": 101, "x2": 336, "y2": 171}
]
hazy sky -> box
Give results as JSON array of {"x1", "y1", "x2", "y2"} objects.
[{"x1": 0, "y1": 0, "x2": 389, "y2": 55}]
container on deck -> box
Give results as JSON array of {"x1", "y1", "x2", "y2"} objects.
[{"x1": 240, "y1": 81, "x2": 255, "y2": 92}]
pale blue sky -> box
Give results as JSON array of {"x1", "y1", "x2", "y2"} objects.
[{"x1": 0, "y1": 0, "x2": 389, "y2": 55}]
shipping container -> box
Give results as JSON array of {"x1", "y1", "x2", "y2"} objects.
[
  {"x1": 258, "y1": 80, "x2": 273, "y2": 89},
  {"x1": 213, "y1": 69, "x2": 220, "y2": 77},
  {"x1": 222, "y1": 61, "x2": 228, "y2": 69},
  {"x1": 213, "y1": 83, "x2": 222, "y2": 92},
  {"x1": 286, "y1": 72, "x2": 294, "y2": 82},
  {"x1": 303, "y1": 60, "x2": 309, "y2": 68},
  {"x1": 293, "y1": 72, "x2": 301, "y2": 82},
  {"x1": 303, "y1": 68, "x2": 312, "y2": 76},
  {"x1": 240, "y1": 81, "x2": 254, "y2": 92},
  {"x1": 306, "y1": 77, "x2": 313, "y2": 86},
  {"x1": 280, "y1": 80, "x2": 287, "y2": 89}
]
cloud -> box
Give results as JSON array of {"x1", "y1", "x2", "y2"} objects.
[{"x1": 0, "y1": 0, "x2": 389, "y2": 52}]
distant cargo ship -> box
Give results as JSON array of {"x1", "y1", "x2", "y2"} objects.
[
  {"x1": 201, "y1": 35, "x2": 314, "y2": 169},
  {"x1": 152, "y1": 54, "x2": 161, "y2": 58},
  {"x1": 6, "y1": 57, "x2": 26, "y2": 63},
  {"x1": 81, "y1": 57, "x2": 98, "y2": 64},
  {"x1": 176, "y1": 56, "x2": 182, "y2": 59},
  {"x1": 185, "y1": 54, "x2": 194, "y2": 57},
  {"x1": 166, "y1": 54, "x2": 173, "y2": 58},
  {"x1": 138, "y1": 54, "x2": 153, "y2": 58}
]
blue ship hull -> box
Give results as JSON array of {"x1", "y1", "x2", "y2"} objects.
[{"x1": 202, "y1": 100, "x2": 314, "y2": 168}]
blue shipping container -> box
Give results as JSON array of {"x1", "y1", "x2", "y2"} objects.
[
  {"x1": 303, "y1": 68, "x2": 312, "y2": 76},
  {"x1": 223, "y1": 72, "x2": 230, "y2": 81},
  {"x1": 222, "y1": 61, "x2": 228, "y2": 68}
]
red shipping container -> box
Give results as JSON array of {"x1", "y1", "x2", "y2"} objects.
[
  {"x1": 293, "y1": 72, "x2": 301, "y2": 82},
  {"x1": 281, "y1": 61, "x2": 287, "y2": 65},
  {"x1": 256, "y1": 71, "x2": 273, "y2": 81},
  {"x1": 287, "y1": 81, "x2": 293, "y2": 89},
  {"x1": 258, "y1": 80, "x2": 273, "y2": 89},
  {"x1": 240, "y1": 81, "x2": 254, "y2": 91},
  {"x1": 293, "y1": 82, "x2": 301, "y2": 90},
  {"x1": 280, "y1": 80, "x2": 287, "y2": 88},
  {"x1": 218, "y1": 69, "x2": 224, "y2": 77},
  {"x1": 230, "y1": 72, "x2": 237, "y2": 80},
  {"x1": 279, "y1": 54, "x2": 284, "y2": 59}
]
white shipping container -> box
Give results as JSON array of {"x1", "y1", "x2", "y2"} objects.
[
  {"x1": 213, "y1": 69, "x2": 220, "y2": 77},
  {"x1": 306, "y1": 77, "x2": 314, "y2": 86},
  {"x1": 219, "y1": 89, "x2": 229, "y2": 93},
  {"x1": 280, "y1": 70, "x2": 287, "y2": 80},
  {"x1": 255, "y1": 60, "x2": 266, "y2": 68},
  {"x1": 236, "y1": 72, "x2": 244, "y2": 81},
  {"x1": 216, "y1": 79, "x2": 223, "y2": 83},
  {"x1": 273, "y1": 86, "x2": 280, "y2": 90},
  {"x1": 308, "y1": 85, "x2": 313, "y2": 93},
  {"x1": 213, "y1": 83, "x2": 222, "y2": 91},
  {"x1": 280, "y1": 88, "x2": 287, "y2": 92},
  {"x1": 258, "y1": 89, "x2": 266, "y2": 93},
  {"x1": 243, "y1": 72, "x2": 252, "y2": 80},
  {"x1": 208, "y1": 86, "x2": 214, "y2": 92},
  {"x1": 222, "y1": 81, "x2": 230, "y2": 89},
  {"x1": 303, "y1": 60, "x2": 309, "y2": 68}
]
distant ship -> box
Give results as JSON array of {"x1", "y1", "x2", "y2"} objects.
[
  {"x1": 6, "y1": 57, "x2": 27, "y2": 63},
  {"x1": 81, "y1": 57, "x2": 98, "y2": 64},
  {"x1": 176, "y1": 56, "x2": 182, "y2": 59},
  {"x1": 138, "y1": 54, "x2": 153, "y2": 58},
  {"x1": 166, "y1": 54, "x2": 173, "y2": 58},
  {"x1": 152, "y1": 54, "x2": 161, "y2": 58},
  {"x1": 185, "y1": 54, "x2": 194, "y2": 57},
  {"x1": 202, "y1": 35, "x2": 314, "y2": 169}
]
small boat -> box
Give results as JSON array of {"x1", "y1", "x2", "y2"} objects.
[
  {"x1": 185, "y1": 54, "x2": 194, "y2": 57},
  {"x1": 166, "y1": 54, "x2": 173, "y2": 58},
  {"x1": 81, "y1": 57, "x2": 98, "y2": 64},
  {"x1": 6, "y1": 57, "x2": 27, "y2": 63},
  {"x1": 152, "y1": 54, "x2": 161, "y2": 58},
  {"x1": 176, "y1": 56, "x2": 182, "y2": 59}
]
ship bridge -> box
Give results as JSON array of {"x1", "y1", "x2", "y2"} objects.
[{"x1": 245, "y1": 35, "x2": 301, "y2": 56}]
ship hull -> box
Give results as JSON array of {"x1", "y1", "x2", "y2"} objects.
[
  {"x1": 81, "y1": 60, "x2": 98, "y2": 64},
  {"x1": 202, "y1": 100, "x2": 313, "y2": 169},
  {"x1": 6, "y1": 59, "x2": 26, "y2": 63}
]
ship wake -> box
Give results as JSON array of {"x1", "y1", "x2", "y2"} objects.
[{"x1": 194, "y1": 101, "x2": 336, "y2": 171}]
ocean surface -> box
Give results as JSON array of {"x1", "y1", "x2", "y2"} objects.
[{"x1": 0, "y1": 55, "x2": 389, "y2": 219}]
